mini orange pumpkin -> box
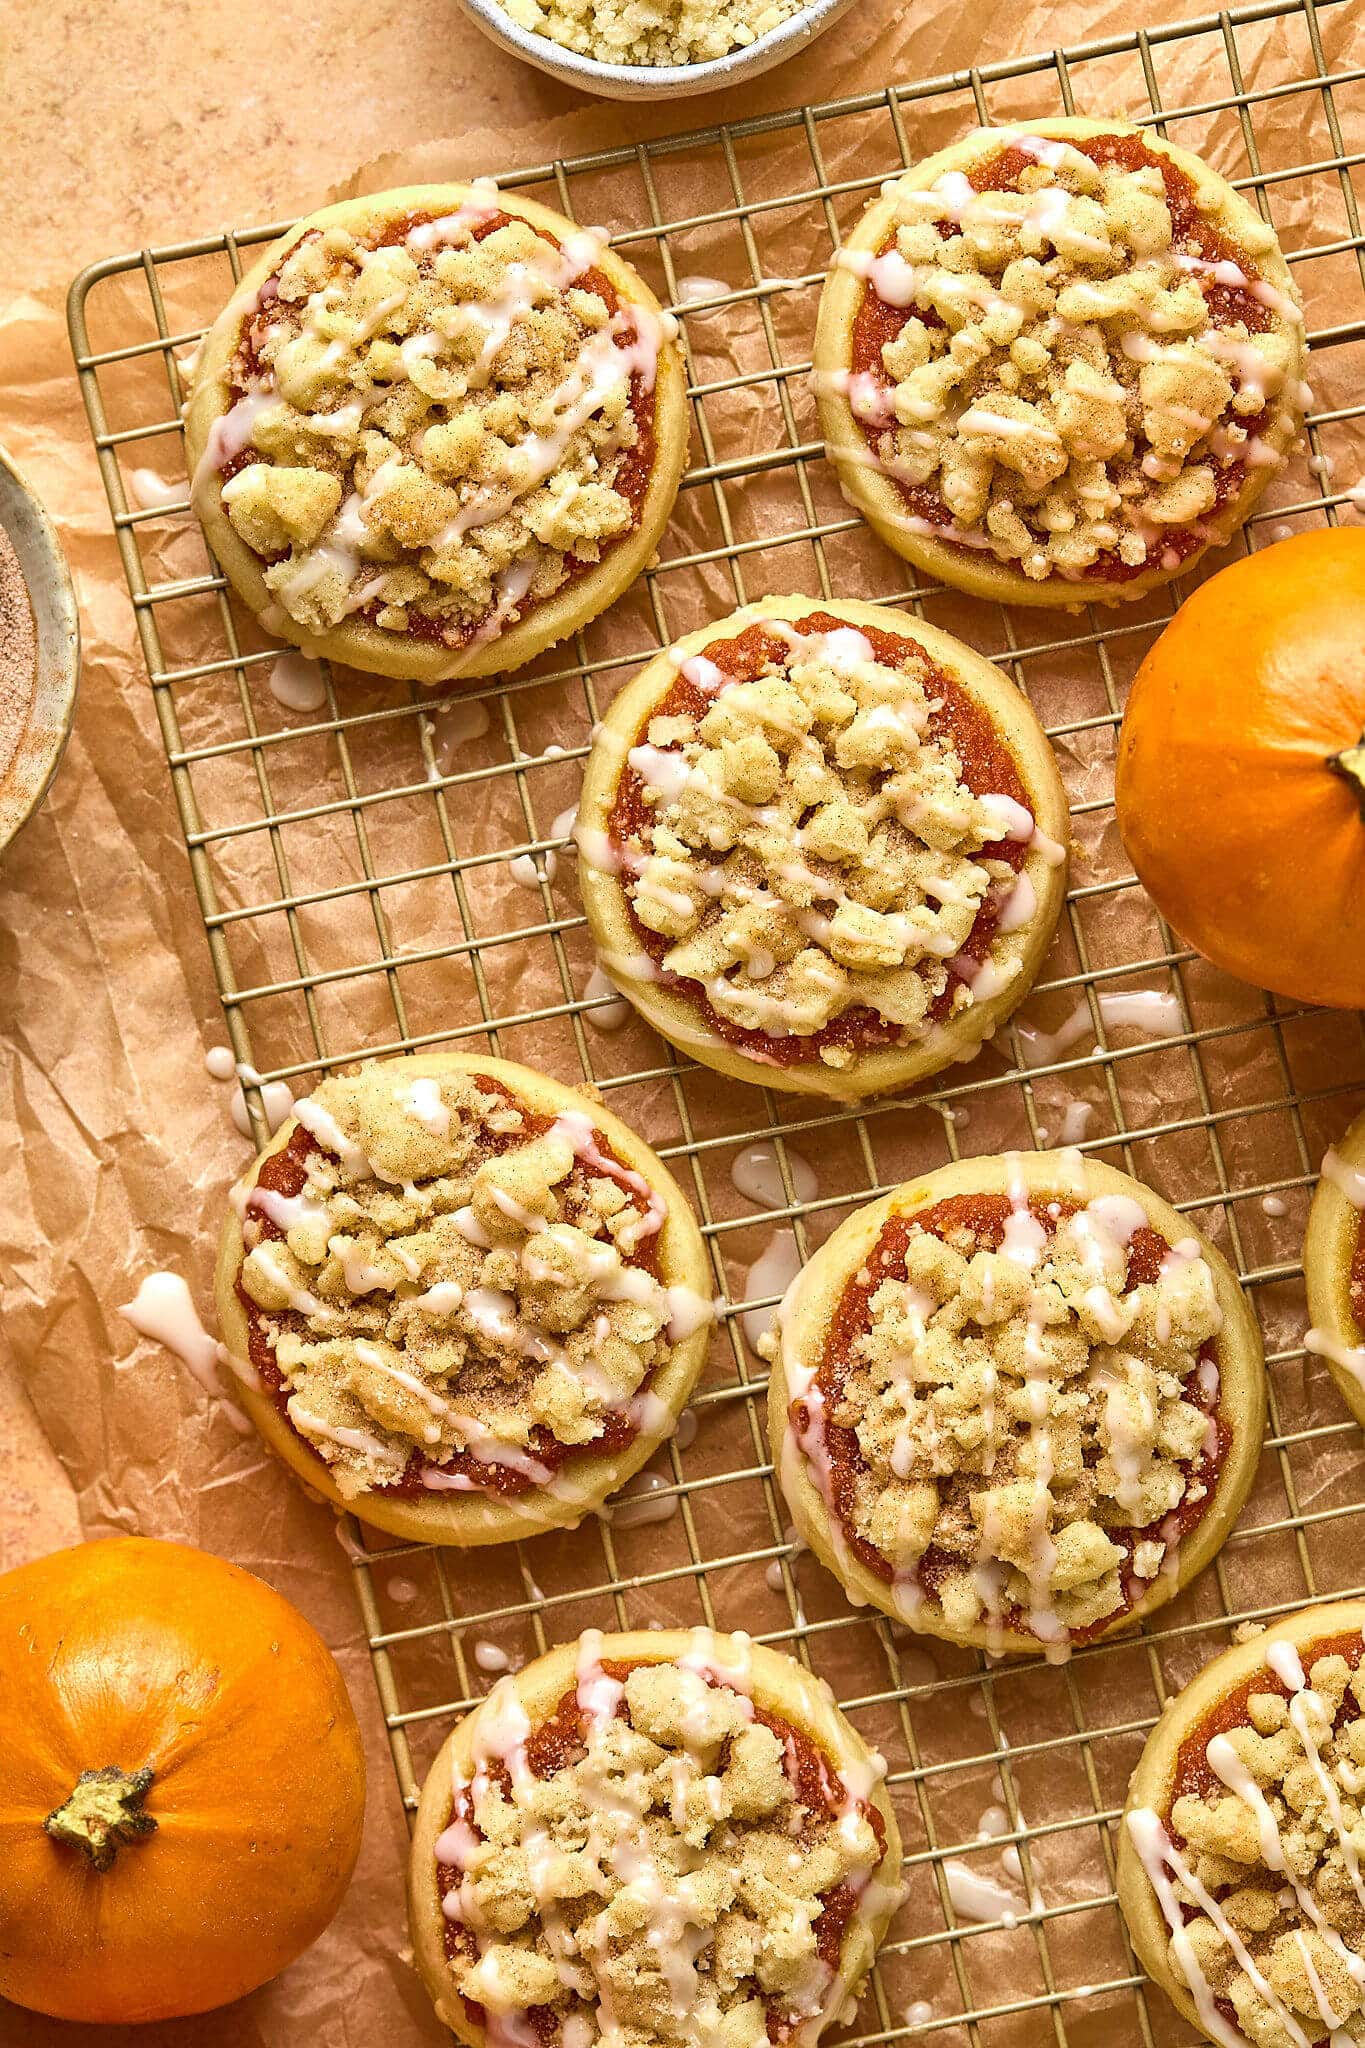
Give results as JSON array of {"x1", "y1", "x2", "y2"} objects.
[
  {"x1": 1115, "y1": 528, "x2": 1365, "y2": 1009},
  {"x1": 0, "y1": 1535, "x2": 366, "y2": 2024}
]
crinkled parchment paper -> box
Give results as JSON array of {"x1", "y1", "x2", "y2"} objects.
[{"x1": 2, "y1": 0, "x2": 1364, "y2": 2041}]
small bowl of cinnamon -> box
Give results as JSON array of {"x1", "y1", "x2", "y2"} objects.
[{"x1": 0, "y1": 448, "x2": 80, "y2": 860}]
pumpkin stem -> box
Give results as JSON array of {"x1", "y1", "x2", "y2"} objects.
[
  {"x1": 1329, "y1": 737, "x2": 1365, "y2": 819},
  {"x1": 44, "y1": 1765, "x2": 157, "y2": 1871}
]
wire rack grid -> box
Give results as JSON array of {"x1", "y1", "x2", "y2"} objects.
[{"x1": 70, "y1": 4, "x2": 1365, "y2": 2043}]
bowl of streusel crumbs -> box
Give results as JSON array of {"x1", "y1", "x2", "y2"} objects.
[{"x1": 458, "y1": 0, "x2": 859, "y2": 96}]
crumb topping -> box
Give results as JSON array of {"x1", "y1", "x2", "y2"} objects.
[
  {"x1": 835, "y1": 130, "x2": 1301, "y2": 583},
  {"x1": 496, "y1": 0, "x2": 805, "y2": 67},
  {"x1": 1130, "y1": 1632, "x2": 1365, "y2": 2048},
  {"x1": 782, "y1": 1182, "x2": 1226, "y2": 1651},
  {"x1": 439, "y1": 1635, "x2": 886, "y2": 2048},
  {"x1": 202, "y1": 195, "x2": 670, "y2": 647},
  {"x1": 234, "y1": 1066, "x2": 699, "y2": 1501},
  {"x1": 594, "y1": 614, "x2": 1058, "y2": 1072}
]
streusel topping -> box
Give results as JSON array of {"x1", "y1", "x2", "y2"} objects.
[
  {"x1": 593, "y1": 614, "x2": 1061, "y2": 1071},
  {"x1": 1129, "y1": 1633, "x2": 1365, "y2": 2048},
  {"x1": 497, "y1": 0, "x2": 804, "y2": 66},
  {"x1": 780, "y1": 1175, "x2": 1226, "y2": 1653},
  {"x1": 200, "y1": 194, "x2": 671, "y2": 647},
  {"x1": 834, "y1": 130, "x2": 1301, "y2": 583},
  {"x1": 438, "y1": 1633, "x2": 887, "y2": 2048},
  {"x1": 234, "y1": 1067, "x2": 705, "y2": 1500}
]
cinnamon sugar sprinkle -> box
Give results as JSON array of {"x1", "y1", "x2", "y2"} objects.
[{"x1": 0, "y1": 524, "x2": 37, "y2": 788}]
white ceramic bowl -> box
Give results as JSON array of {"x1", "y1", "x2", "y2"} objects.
[
  {"x1": 0, "y1": 450, "x2": 80, "y2": 861},
  {"x1": 456, "y1": 0, "x2": 858, "y2": 99}
]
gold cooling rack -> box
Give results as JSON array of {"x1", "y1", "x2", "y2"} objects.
[{"x1": 70, "y1": 4, "x2": 1365, "y2": 2042}]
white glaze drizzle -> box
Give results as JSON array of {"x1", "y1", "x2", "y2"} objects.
[
  {"x1": 195, "y1": 379, "x2": 279, "y2": 494},
  {"x1": 207, "y1": 1049, "x2": 295, "y2": 1140},
  {"x1": 1016, "y1": 1001, "x2": 1094, "y2": 1069},
  {"x1": 245, "y1": 1182, "x2": 332, "y2": 1235},
  {"x1": 731, "y1": 1141, "x2": 819, "y2": 1210},
  {"x1": 547, "y1": 1110, "x2": 668, "y2": 1250},
  {"x1": 246, "y1": 1240, "x2": 341, "y2": 1324},
  {"x1": 1205, "y1": 1726, "x2": 1365, "y2": 1995},
  {"x1": 943, "y1": 1858, "x2": 1026, "y2": 1927},
  {"x1": 436, "y1": 696, "x2": 492, "y2": 752},
  {"x1": 129, "y1": 468, "x2": 185, "y2": 511},
  {"x1": 289, "y1": 1399, "x2": 393, "y2": 1462},
  {"x1": 1057, "y1": 1099, "x2": 1095, "y2": 1145},
  {"x1": 741, "y1": 1232, "x2": 804, "y2": 1350},
  {"x1": 229, "y1": 1064, "x2": 296, "y2": 1140},
  {"x1": 1322, "y1": 1148, "x2": 1365, "y2": 1209},
  {"x1": 1305, "y1": 1327, "x2": 1365, "y2": 1390},
  {"x1": 268, "y1": 651, "x2": 328, "y2": 714},
  {"x1": 509, "y1": 850, "x2": 558, "y2": 888},
  {"x1": 293, "y1": 1091, "x2": 399, "y2": 1181},
  {"x1": 1097, "y1": 988, "x2": 1183, "y2": 1039},
  {"x1": 584, "y1": 965, "x2": 631, "y2": 1032},
  {"x1": 119, "y1": 1272, "x2": 254, "y2": 1429},
  {"x1": 977, "y1": 791, "x2": 1067, "y2": 867},
  {"x1": 403, "y1": 1074, "x2": 452, "y2": 1140},
  {"x1": 605, "y1": 1468, "x2": 678, "y2": 1529},
  {"x1": 997, "y1": 869, "x2": 1038, "y2": 934}
]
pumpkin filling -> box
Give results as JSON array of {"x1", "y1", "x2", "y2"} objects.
[
  {"x1": 1127, "y1": 1628, "x2": 1365, "y2": 2048},
  {"x1": 777, "y1": 1181, "x2": 1228, "y2": 1652},
  {"x1": 199, "y1": 193, "x2": 665, "y2": 650},
  {"x1": 594, "y1": 611, "x2": 1062, "y2": 1073},
  {"x1": 436, "y1": 1634, "x2": 888, "y2": 2048},
  {"x1": 233, "y1": 1067, "x2": 706, "y2": 1502},
  {"x1": 837, "y1": 129, "x2": 1301, "y2": 584}
]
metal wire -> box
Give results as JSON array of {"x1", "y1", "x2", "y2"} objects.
[{"x1": 69, "y1": 4, "x2": 1365, "y2": 2038}]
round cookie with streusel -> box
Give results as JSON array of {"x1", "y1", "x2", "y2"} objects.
[
  {"x1": 576, "y1": 594, "x2": 1069, "y2": 1102},
  {"x1": 1118, "y1": 1600, "x2": 1365, "y2": 2048},
  {"x1": 815, "y1": 118, "x2": 1306, "y2": 608},
  {"x1": 186, "y1": 184, "x2": 689, "y2": 684},
  {"x1": 1304, "y1": 1109, "x2": 1365, "y2": 1429},
  {"x1": 767, "y1": 1150, "x2": 1265, "y2": 1656},
  {"x1": 215, "y1": 1053, "x2": 712, "y2": 1544},
  {"x1": 408, "y1": 1627, "x2": 902, "y2": 2048}
]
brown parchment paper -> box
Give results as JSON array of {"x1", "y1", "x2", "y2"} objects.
[{"x1": 3, "y1": 0, "x2": 1365, "y2": 2043}]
